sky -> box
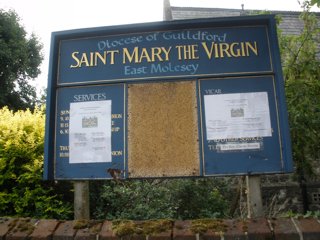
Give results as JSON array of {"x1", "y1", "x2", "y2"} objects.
[{"x1": 0, "y1": 0, "x2": 319, "y2": 92}]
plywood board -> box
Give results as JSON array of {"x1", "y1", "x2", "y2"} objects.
[{"x1": 127, "y1": 81, "x2": 200, "y2": 178}]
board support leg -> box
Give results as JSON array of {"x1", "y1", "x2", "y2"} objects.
[
  {"x1": 246, "y1": 175, "x2": 264, "y2": 218},
  {"x1": 74, "y1": 181, "x2": 90, "y2": 220}
]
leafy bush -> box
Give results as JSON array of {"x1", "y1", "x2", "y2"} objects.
[
  {"x1": 0, "y1": 107, "x2": 72, "y2": 219},
  {"x1": 91, "y1": 178, "x2": 230, "y2": 220},
  {"x1": 279, "y1": 8, "x2": 320, "y2": 178},
  {"x1": 170, "y1": 179, "x2": 229, "y2": 219},
  {"x1": 91, "y1": 180, "x2": 176, "y2": 220}
]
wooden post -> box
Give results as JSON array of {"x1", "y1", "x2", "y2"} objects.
[
  {"x1": 74, "y1": 181, "x2": 90, "y2": 220},
  {"x1": 246, "y1": 175, "x2": 264, "y2": 218}
]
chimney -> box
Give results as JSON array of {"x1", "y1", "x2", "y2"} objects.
[
  {"x1": 241, "y1": 4, "x2": 245, "y2": 15},
  {"x1": 163, "y1": 0, "x2": 173, "y2": 21}
]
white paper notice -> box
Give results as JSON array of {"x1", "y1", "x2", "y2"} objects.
[
  {"x1": 69, "y1": 100, "x2": 112, "y2": 164},
  {"x1": 204, "y1": 92, "x2": 272, "y2": 140}
]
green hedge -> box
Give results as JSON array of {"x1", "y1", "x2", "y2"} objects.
[{"x1": 0, "y1": 107, "x2": 72, "y2": 219}]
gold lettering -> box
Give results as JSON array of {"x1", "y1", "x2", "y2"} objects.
[
  {"x1": 112, "y1": 114, "x2": 122, "y2": 119},
  {"x1": 175, "y1": 45, "x2": 199, "y2": 60},
  {"x1": 59, "y1": 146, "x2": 69, "y2": 151},
  {"x1": 151, "y1": 47, "x2": 162, "y2": 61},
  {"x1": 70, "y1": 50, "x2": 120, "y2": 68},
  {"x1": 112, "y1": 150, "x2": 123, "y2": 156},
  {"x1": 123, "y1": 47, "x2": 138, "y2": 64},
  {"x1": 90, "y1": 52, "x2": 94, "y2": 66},
  {"x1": 230, "y1": 43, "x2": 241, "y2": 57},
  {"x1": 95, "y1": 51, "x2": 107, "y2": 65},
  {"x1": 123, "y1": 47, "x2": 171, "y2": 63},
  {"x1": 240, "y1": 42, "x2": 246, "y2": 56},
  {"x1": 202, "y1": 41, "x2": 258, "y2": 58},
  {"x1": 175, "y1": 45, "x2": 183, "y2": 60},
  {"x1": 62, "y1": 123, "x2": 69, "y2": 128},
  {"x1": 191, "y1": 45, "x2": 199, "y2": 59},
  {"x1": 108, "y1": 50, "x2": 119, "y2": 64},
  {"x1": 78, "y1": 53, "x2": 89, "y2": 67},
  {"x1": 59, "y1": 152, "x2": 69, "y2": 158},
  {"x1": 112, "y1": 127, "x2": 120, "y2": 132},
  {"x1": 60, "y1": 110, "x2": 70, "y2": 116},
  {"x1": 70, "y1": 52, "x2": 80, "y2": 68},
  {"x1": 214, "y1": 43, "x2": 219, "y2": 58},
  {"x1": 161, "y1": 46, "x2": 172, "y2": 61},
  {"x1": 219, "y1": 43, "x2": 232, "y2": 58},
  {"x1": 201, "y1": 42, "x2": 215, "y2": 59},
  {"x1": 208, "y1": 145, "x2": 215, "y2": 151},
  {"x1": 245, "y1": 41, "x2": 258, "y2": 56},
  {"x1": 139, "y1": 48, "x2": 152, "y2": 63}
]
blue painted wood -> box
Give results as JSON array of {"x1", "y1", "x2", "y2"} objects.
[
  {"x1": 44, "y1": 15, "x2": 293, "y2": 180},
  {"x1": 199, "y1": 76, "x2": 292, "y2": 175},
  {"x1": 43, "y1": 34, "x2": 59, "y2": 180},
  {"x1": 57, "y1": 25, "x2": 271, "y2": 85},
  {"x1": 54, "y1": 84, "x2": 125, "y2": 179}
]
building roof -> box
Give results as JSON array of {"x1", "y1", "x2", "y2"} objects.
[{"x1": 163, "y1": 0, "x2": 320, "y2": 36}]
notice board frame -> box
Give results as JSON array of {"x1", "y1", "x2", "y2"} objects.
[{"x1": 44, "y1": 14, "x2": 293, "y2": 180}]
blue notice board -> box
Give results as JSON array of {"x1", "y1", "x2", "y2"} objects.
[
  {"x1": 54, "y1": 84, "x2": 126, "y2": 179},
  {"x1": 58, "y1": 25, "x2": 271, "y2": 85},
  {"x1": 199, "y1": 76, "x2": 292, "y2": 175},
  {"x1": 44, "y1": 15, "x2": 293, "y2": 180}
]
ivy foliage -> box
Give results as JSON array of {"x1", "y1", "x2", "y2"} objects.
[
  {"x1": 0, "y1": 107, "x2": 72, "y2": 219},
  {"x1": 278, "y1": 4, "x2": 320, "y2": 177}
]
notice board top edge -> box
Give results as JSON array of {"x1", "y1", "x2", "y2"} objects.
[{"x1": 50, "y1": 14, "x2": 276, "y2": 41}]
